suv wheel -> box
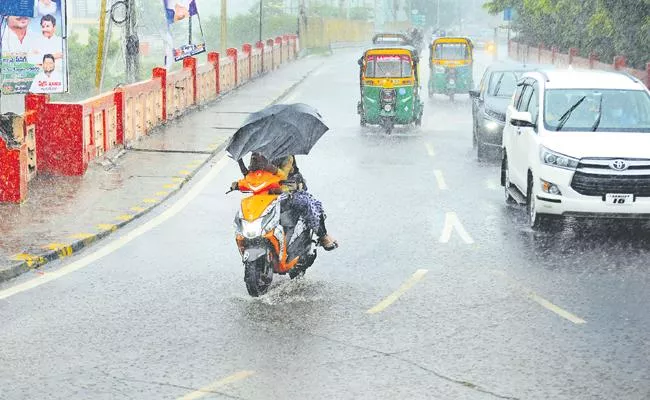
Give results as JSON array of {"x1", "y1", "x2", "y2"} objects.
[
  {"x1": 527, "y1": 177, "x2": 557, "y2": 230},
  {"x1": 503, "y1": 157, "x2": 516, "y2": 205}
]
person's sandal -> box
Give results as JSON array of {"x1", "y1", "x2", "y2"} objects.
[{"x1": 319, "y1": 235, "x2": 339, "y2": 251}]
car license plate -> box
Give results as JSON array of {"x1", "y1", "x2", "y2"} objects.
[{"x1": 606, "y1": 193, "x2": 634, "y2": 205}]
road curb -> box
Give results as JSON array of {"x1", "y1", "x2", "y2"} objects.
[{"x1": 0, "y1": 60, "x2": 321, "y2": 285}]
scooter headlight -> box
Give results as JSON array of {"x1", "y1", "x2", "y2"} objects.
[
  {"x1": 384, "y1": 104, "x2": 393, "y2": 112},
  {"x1": 242, "y1": 219, "x2": 263, "y2": 239}
]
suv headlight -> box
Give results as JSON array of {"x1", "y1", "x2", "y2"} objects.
[{"x1": 540, "y1": 147, "x2": 579, "y2": 170}]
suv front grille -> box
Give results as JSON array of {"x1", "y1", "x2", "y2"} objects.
[{"x1": 570, "y1": 158, "x2": 650, "y2": 197}]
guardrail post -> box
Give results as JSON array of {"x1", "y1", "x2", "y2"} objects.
[
  {"x1": 551, "y1": 46, "x2": 557, "y2": 64},
  {"x1": 227, "y1": 48, "x2": 238, "y2": 86},
  {"x1": 275, "y1": 37, "x2": 283, "y2": 65},
  {"x1": 266, "y1": 39, "x2": 275, "y2": 70},
  {"x1": 569, "y1": 48, "x2": 578, "y2": 65},
  {"x1": 152, "y1": 67, "x2": 167, "y2": 122},
  {"x1": 0, "y1": 117, "x2": 28, "y2": 203},
  {"x1": 256, "y1": 41, "x2": 265, "y2": 75},
  {"x1": 589, "y1": 52, "x2": 598, "y2": 69},
  {"x1": 242, "y1": 43, "x2": 252, "y2": 81},
  {"x1": 208, "y1": 52, "x2": 220, "y2": 95},
  {"x1": 614, "y1": 55, "x2": 626, "y2": 70},
  {"x1": 183, "y1": 57, "x2": 198, "y2": 105},
  {"x1": 113, "y1": 89, "x2": 125, "y2": 144}
]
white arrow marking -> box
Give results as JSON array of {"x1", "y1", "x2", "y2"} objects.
[{"x1": 439, "y1": 212, "x2": 475, "y2": 244}]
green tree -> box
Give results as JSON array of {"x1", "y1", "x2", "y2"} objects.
[{"x1": 484, "y1": 0, "x2": 650, "y2": 69}]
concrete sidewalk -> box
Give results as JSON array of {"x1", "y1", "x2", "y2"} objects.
[{"x1": 0, "y1": 53, "x2": 329, "y2": 283}]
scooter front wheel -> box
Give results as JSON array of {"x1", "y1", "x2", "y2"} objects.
[{"x1": 244, "y1": 259, "x2": 273, "y2": 297}]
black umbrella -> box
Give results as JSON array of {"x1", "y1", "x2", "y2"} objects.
[{"x1": 226, "y1": 103, "x2": 329, "y2": 162}]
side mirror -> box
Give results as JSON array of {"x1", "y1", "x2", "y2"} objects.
[
  {"x1": 510, "y1": 111, "x2": 535, "y2": 128},
  {"x1": 469, "y1": 89, "x2": 480, "y2": 98},
  {"x1": 357, "y1": 58, "x2": 363, "y2": 67}
]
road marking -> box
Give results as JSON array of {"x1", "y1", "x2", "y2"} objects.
[
  {"x1": 0, "y1": 156, "x2": 228, "y2": 301},
  {"x1": 425, "y1": 143, "x2": 435, "y2": 157},
  {"x1": 143, "y1": 198, "x2": 158, "y2": 204},
  {"x1": 494, "y1": 271, "x2": 586, "y2": 325},
  {"x1": 11, "y1": 253, "x2": 45, "y2": 267},
  {"x1": 163, "y1": 184, "x2": 177, "y2": 189},
  {"x1": 367, "y1": 269, "x2": 429, "y2": 314},
  {"x1": 155, "y1": 191, "x2": 169, "y2": 197},
  {"x1": 439, "y1": 212, "x2": 475, "y2": 244},
  {"x1": 178, "y1": 170, "x2": 191, "y2": 175},
  {"x1": 115, "y1": 215, "x2": 133, "y2": 222},
  {"x1": 434, "y1": 170, "x2": 448, "y2": 190},
  {"x1": 131, "y1": 206, "x2": 146, "y2": 213},
  {"x1": 172, "y1": 177, "x2": 184, "y2": 183},
  {"x1": 97, "y1": 224, "x2": 117, "y2": 232},
  {"x1": 486, "y1": 179, "x2": 499, "y2": 190},
  {"x1": 177, "y1": 370, "x2": 255, "y2": 400}
]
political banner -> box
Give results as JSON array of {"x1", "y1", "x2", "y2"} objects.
[
  {"x1": 1, "y1": 0, "x2": 68, "y2": 94},
  {"x1": 163, "y1": 0, "x2": 206, "y2": 63}
]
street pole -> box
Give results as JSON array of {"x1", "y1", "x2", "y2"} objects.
[
  {"x1": 124, "y1": 0, "x2": 140, "y2": 83},
  {"x1": 95, "y1": 0, "x2": 108, "y2": 92},
  {"x1": 259, "y1": 0, "x2": 263, "y2": 43},
  {"x1": 220, "y1": 0, "x2": 227, "y2": 54}
]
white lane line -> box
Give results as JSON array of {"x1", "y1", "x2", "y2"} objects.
[
  {"x1": 439, "y1": 212, "x2": 475, "y2": 244},
  {"x1": 178, "y1": 371, "x2": 255, "y2": 400},
  {"x1": 425, "y1": 143, "x2": 435, "y2": 157},
  {"x1": 0, "y1": 157, "x2": 229, "y2": 301},
  {"x1": 434, "y1": 170, "x2": 448, "y2": 190},
  {"x1": 367, "y1": 269, "x2": 428, "y2": 314},
  {"x1": 486, "y1": 179, "x2": 499, "y2": 190},
  {"x1": 494, "y1": 271, "x2": 586, "y2": 325}
]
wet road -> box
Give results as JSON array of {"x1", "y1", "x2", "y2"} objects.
[{"x1": 1, "y1": 48, "x2": 650, "y2": 400}]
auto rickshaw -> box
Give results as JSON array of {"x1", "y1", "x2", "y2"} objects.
[
  {"x1": 372, "y1": 33, "x2": 410, "y2": 47},
  {"x1": 357, "y1": 46, "x2": 424, "y2": 134},
  {"x1": 428, "y1": 37, "x2": 474, "y2": 101}
]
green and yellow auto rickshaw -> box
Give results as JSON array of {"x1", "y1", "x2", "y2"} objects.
[
  {"x1": 357, "y1": 46, "x2": 424, "y2": 134},
  {"x1": 428, "y1": 37, "x2": 474, "y2": 101}
]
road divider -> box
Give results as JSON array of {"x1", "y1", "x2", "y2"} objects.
[{"x1": 367, "y1": 269, "x2": 429, "y2": 314}]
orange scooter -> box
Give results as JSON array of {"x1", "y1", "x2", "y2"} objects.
[{"x1": 229, "y1": 170, "x2": 317, "y2": 296}]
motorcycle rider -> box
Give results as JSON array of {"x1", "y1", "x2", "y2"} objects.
[{"x1": 233, "y1": 153, "x2": 339, "y2": 251}]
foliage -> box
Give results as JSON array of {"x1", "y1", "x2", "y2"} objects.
[
  {"x1": 484, "y1": 0, "x2": 650, "y2": 69},
  {"x1": 52, "y1": 28, "x2": 121, "y2": 101}
]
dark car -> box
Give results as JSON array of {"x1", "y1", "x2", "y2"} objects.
[{"x1": 470, "y1": 63, "x2": 545, "y2": 160}]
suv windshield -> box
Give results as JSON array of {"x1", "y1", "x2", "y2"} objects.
[
  {"x1": 365, "y1": 55, "x2": 412, "y2": 78},
  {"x1": 544, "y1": 89, "x2": 650, "y2": 132},
  {"x1": 488, "y1": 71, "x2": 521, "y2": 97}
]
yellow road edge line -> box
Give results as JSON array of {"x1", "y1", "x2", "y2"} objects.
[
  {"x1": 97, "y1": 224, "x2": 117, "y2": 231},
  {"x1": 367, "y1": 269, "x2": 428, "y2": 314},
  {"x1": 494, "y1": 270, "x2": 586, "y2": 325},
  {"x1": 163, "y1": 184, "x2": 177, "y2": 189},
  {"x1": 131, "y1": 206, "x2": 146, "y2": 212},
  {"x1": 434, "y1": 170, "x2": 448, "y2": 190},
  {"x1": 143, "y1": 198, "x2": 158, "y2": 204},
  {"x1": 155, "y1": 191, "x2": 169, "y2": 196},
  {"x1": 425, "y1": 143, "x2": 435, "y2": 157},
  {"x1": 177, "y1": 370, "x2": 255, "y2": 400},
  {"x1": 178, "y1": 170, "x2": 191, "y2": 175},
  {"x1": 115, "y1": 214, "x2": 134, "y2": 222}
]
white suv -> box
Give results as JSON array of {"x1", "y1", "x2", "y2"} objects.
[{"x1": 501, "y1": 69, "x2": 650, "y2": 229}]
